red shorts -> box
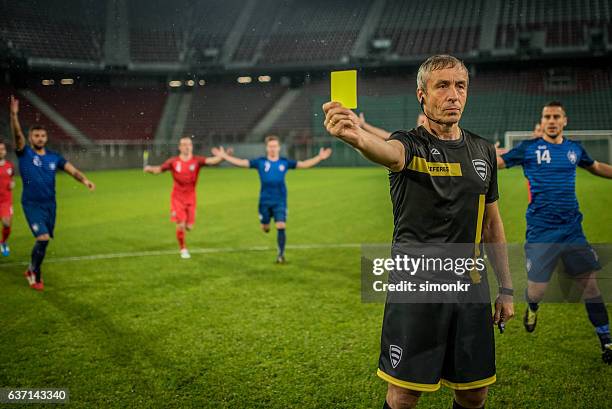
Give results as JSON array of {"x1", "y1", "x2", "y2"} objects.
[
  {"x1": 0, "y1": 199, "x2": 13, "y2": 219},
  {"x1": 170, "y1": 196, "x2": 196, "y2": 226}
]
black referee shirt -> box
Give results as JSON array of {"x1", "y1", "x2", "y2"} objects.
[{"x1": 389, "y1": 126, "x2": 498, "y2": 245}]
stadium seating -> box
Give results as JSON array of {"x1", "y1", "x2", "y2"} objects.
[
  {"x1": 495, "y1": 0, "x2": 611, "y2": 49},
  {"x1": 3, "y1": 0, "x2": 610, "y2": 64},
  {"x1": 0, "y1": 0, "x2": 104, "y2": 61},
  {"x1": 373, "y1": 0, "x2": 483, "y2": 57},
  {"x1": 33, "y1": 85, "x2": 168, "y2": 141},
  {"x1": 233, "y1": 0, "x2": 372, "y2": 64},
  {"x1": 0, "y1": 86, "x2": 74, "y2": 144},
  {"x1": 183, "y1": 82, "x2": 285, "y2": 140},
  {"x1": 128, "y1": 0, "x2": 243, "y2": 63}
]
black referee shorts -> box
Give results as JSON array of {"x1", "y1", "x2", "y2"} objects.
[{"x1": 378, "y1": 301, "x2": 496, "y2": 392}]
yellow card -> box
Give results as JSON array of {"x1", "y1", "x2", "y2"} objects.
[{"x1": 331, "y1": 70, "x2": 357, "y2": 109}]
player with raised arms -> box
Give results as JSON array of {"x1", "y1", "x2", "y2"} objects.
[
  {"x1": 144, "y1": 136, "x2": 224, "y2": 259},
  {"x1": 212, "y1": 136, "x2": 331, "y2": 264},
  {"x1": 0, "y1": 139, "x2": 15, "y2": 256},
  {"x1": 10, "y1": 95, "x2": 95, "y2": 291},
  {"x1": 497, "y1": 101, "x2": 612, "y2": 363},
  {"x1": 324, "y1": 55, "x2": 514, "y2": 409}
]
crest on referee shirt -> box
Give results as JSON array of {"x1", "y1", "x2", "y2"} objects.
[
  {"x1": 389, "y1": 345, "x2": 402, "y2": 368},
  {"x1": 472, "y1": 159, "x2": 487, "y2": 181}
]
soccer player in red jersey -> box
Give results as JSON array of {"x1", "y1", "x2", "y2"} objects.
[
  {"x1": 0, "y1": 140, "x2": 15, "y2": 257},
  {"x1": 144, "y1": 136, "x2": 224, "y2": 258}
]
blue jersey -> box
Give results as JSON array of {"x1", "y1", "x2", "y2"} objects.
[
  {"x1": 17, "y1": 145, "x2": 67, "y2": 204},
  {"x1": 249, "y1": 157, "x2": 297, "y2": 203},
  {"x1": 501, "y1": 137, "x2": 594, "y2": 227}
]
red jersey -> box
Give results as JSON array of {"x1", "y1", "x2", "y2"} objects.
[
  {"x1": 161, "y1": 155, "x2": 207, "y2": 202},
  {"x1": 0, "y1": 160, "x2": 14, "y2": 203}
]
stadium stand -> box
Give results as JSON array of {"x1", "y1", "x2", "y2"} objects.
[
  {"x1": 495, "y1": 0, "x2": 612, "y2": 49},
  {"x1": 0, "y1": 0, "x2": 104, "y2": 61},
  {"x1": 373, "y1": 0, "x2": 484, "y2": 57},
  {"x1": 33, "y1": 85, "x2": 168, "y2": 141},
  {"x1": 183, "y1": 82, "x2": 286, "y2": 140},
  {"x1": 4, "y1": 0, "x2": 610, "y2": 65},
  {"x1": 128, "y1": 0, "x2": 243, "y2": 63},
  {"x1": 233, "y1": 0, "x2": 372, "y2": 65},
  {"x1": 0, "y1": 86, "x2": 74, "y2": 143}
]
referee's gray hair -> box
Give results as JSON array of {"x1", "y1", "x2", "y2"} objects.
[{"x1": 416, "y1": 55, "x2": 469, "y2": 92}]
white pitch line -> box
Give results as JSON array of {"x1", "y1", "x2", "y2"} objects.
[{"x1": 0, "y1": 243, "x2": 363, "y2": 266}]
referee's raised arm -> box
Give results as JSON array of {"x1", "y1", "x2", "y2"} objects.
[{"x1": 322, "y1": 101, "x2": 405, "y2": 172}]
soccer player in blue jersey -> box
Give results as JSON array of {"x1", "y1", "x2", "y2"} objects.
[
  {"x1": 497, "y1": 101, "x2": 612, "y2": 363},
  {"x1": 10, "y1": 95, "x2": 95, "y2": 291},
  {"x1": 213, "y1": 135, "x2": 331, "y2": 263}
]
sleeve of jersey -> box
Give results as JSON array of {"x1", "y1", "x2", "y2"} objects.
[
  {"x1": 486, "y1": 145, "x2": 499, "y2": 203},
  {"x1": 15, "y1": 146, "x2": 27, "y2": 157},
  {"x1": 160, "y1": 158, "x2": 174, "y2": 171},
  {"x1": 287, "y1": 159, "x2": 298, "y2": 169},
  {"x1": 500, "y1": 141, "x2": 526, "y2": 168},
  {"x1": 388, "y1": 131, "x2": 413, "y2": 171},
  {"x1": 578, "y1": 145, "x2": 595, "y2": 168},
  {"x1": 57, "y1": 155, "x2": 67, "y2": 170},
  {"x1": 248, "y1": 158, "x2": 260, "y2": 169},
  {"x1": 197, "y1": 156, "x2": 207, "y2": 167}
]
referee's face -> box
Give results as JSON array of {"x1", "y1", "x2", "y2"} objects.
[{"x1": 421, "y1": 66, "x2": 468, "y2": 125}]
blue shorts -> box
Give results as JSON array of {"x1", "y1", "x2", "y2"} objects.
[
  {"x1": 258, "y1": 201, "x2": 287, "y2": 225},
  {"x1": 22, "y1": 201, "x2": 56, "y2": 238},
  {"x1": 525, "y1": 222, "x2": 600, "y2": 283}
]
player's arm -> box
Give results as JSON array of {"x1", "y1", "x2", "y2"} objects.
[
  {"x1": 211, "y1": 146, "x2": 249, "y2": 168},
  {"x1": 145, "y1": 157, "x2": 174, "y2": 174},
  {"x1": 296, "y1": 147, "x2": 332, "y2": 169},
  {"x1": 323, "y1": 102, "x2": 405, "y2": 171},
  {"x1": 494, "y1": 142, "x2": 508, "y2": 169},
  {"x1": 495, "y1": 141, "x2": 528, "y2": 170},
  {"x1": 9, "y1": 95, "x2": 26, "y2": 151},
  {"x1": 204, "y1": 150, "x2": 223, "y2": 166},
  {"x1": 9, "y1": 166, "x2": 15, "y2": 190},
  {"x1": 63, "y1": 162, "x2": 95, "y2": 190},
  {"x1": 585, "y1": 161, "x2": 612, "y2": 179},
  {"x1": 143, "y1": 165, "x2": 163, "y2": 174},
  {"x1": 353, "y1": 112, "x2": 391, "y2": 141},
  {"x1": 482, "y1": 201, "x2": 514, "y2": 325}
]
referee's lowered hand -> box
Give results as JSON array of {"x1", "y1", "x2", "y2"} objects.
[{"x1": 494, "y1": 293, "x2": 515, "y2": 327}]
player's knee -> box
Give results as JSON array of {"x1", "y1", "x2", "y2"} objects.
[
  {"x1": 176, "y1": 223, "x2": 186, "y2": 231},
  {"x1": 454, "y1": 386, "x2": 488, "y2": 408},
  {"x1": 36, "y1": 234, "x2": 50, "y2": 241},
  {"x1": 386, "y1": 384, "x2": 421, "y2": 409},
  {"x1": 261, "y1": 224, "x2": 270, "y2": 233},
  {"x1": 186, "y1": 224, "x2": 193, "y2": 231},
  {"x1": 275, "y1": 222, "x2": 286, "y2": 229},
  {"x1": 1, "y1": 217, "x2": 9, "y2": 227}
]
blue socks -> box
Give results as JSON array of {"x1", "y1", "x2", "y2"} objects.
[
  {"x1": 30, "y1": 240, "x2": 49, "y2": 283},
  {"x1": 277, "y1": 228, "x2": 286, "y2": 257},
  {"x1": 585, "y1": 295, "x2": 611, "y2": 347}
]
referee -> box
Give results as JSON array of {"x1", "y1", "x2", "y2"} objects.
[{"x1": 323, "y1": 55, "x2": 514, "y2": 409}]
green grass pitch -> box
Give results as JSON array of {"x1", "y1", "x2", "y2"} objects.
[{"x1": 0, "y1": 167, "x2": 610, "y2": 408}]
